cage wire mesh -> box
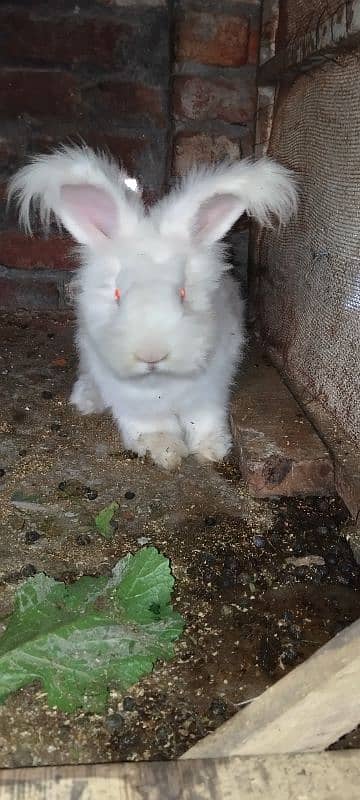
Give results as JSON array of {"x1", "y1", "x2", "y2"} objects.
[{"x1": 257, "y1": 51, "x2": 360, "y2": 447}]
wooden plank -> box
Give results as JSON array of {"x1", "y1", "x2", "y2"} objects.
[
  {"x1": 183, "y1": 618, "x2": 360, "y2": 759},
  {"x1": 258, "y1": 0, "x2": 279, "y2": 66},
  {"x1": 230, "y1": 355, "x2": 334, "y2": 498},
  {"x1": 258, "y1": 0, "x2": 360, "y2": 85},
  {"x1": 1, "y1": 753, "x2": 360, "y2": 800}
]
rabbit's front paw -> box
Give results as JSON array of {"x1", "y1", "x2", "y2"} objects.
[
  {"x1": 70, "y1": 376, "x2": 105, "y2": 415},
  {"x1": 137, "y1": 432, "x2": 189, "y2": 470},
  {"x1": 193, "y1": 430, "x2": 232, "y2": 464}
]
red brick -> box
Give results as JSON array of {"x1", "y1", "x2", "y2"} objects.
[
  {"x1": 176, "y1": 11, "x2": 249, "y2": 67},
  {"x1": 0, "y1": 231, "x2": 75, "y2": 270},
  {"x1": 230, "y1": 357, "x2": 334, "y2": 499},
  {"x1": 28, "y1": 130, "x2": 150, "y2": 175},
  {"x1": 0, "y1": 181, "x2": 7, "y2": 202},
  {"x1": 0, "y1": 75, "x2": 165, "y2": 138},
  {"x1": 172, "y1": 132, "x2": 241, "y2": 176},
  {"x1": 173, "y1": 76, "x2": 255, "y2": 124},
  {"x1": 96, "y1": 0, "x2": 166, "y2": 5},
  {"x1": 248, "y1": 28, "x2": 260, "y2": 65},
  {"x1": 80, "y1": 132, "x2": 150, "y2": 173},
  {"x1": 0, "y1": 268, "x2": 64, "y2": 311},
  {"x1": 0, "y1": 69, "x2": 79, "y2": 117},
  {"x1": 0, "y1": 128, "x2": 162, "y2": 200},
  {"x1": 0, "y1": 133, "x2": 29, "y2": 176},
  {"x1": 0, "y1": 136, "x2": 22, "y2": 162},
  {"x1": 0, "y1": 11, "x2": 129, "y2": 69},
  {"x1": 83, "y1": 80, "x2": 166, "y2": 127},
  {"x1": 0, "y1": 125, "x2": 150, "y2": 169}
]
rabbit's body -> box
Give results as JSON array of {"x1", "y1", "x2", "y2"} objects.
[
  {"x1": 9, "y1": 146, "x2": 297, "y2": 469},
  {"x1": 72, "y1": 272, "x2": 244, "y2": 468}
]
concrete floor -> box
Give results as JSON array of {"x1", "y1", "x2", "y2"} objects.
[{"x1": 0, "y1": 313, "x2": 359, "y2": 767}]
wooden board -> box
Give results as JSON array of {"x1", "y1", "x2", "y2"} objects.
[
  {"x1": 1, "y1": 753, "x2": 360, "y2": 800},
  {"x1": 183, "y1": 618, "x2": 360, "y2": 759},
  {"x1": 258, "y1": 0, "x2": 360, "y2": 85}
]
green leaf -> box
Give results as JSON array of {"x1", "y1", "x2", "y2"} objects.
[
  {"x1": 114, "y1": 547, "x2": 177, "y2": 623},
  {"x1": 0, "y1": 548, "x2": 184, "y2": 712},
  {"x1": 95, "y1": 502, "x2": 119, "y2": 538}
]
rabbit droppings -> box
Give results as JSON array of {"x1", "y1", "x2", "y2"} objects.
[{"x1": 9, "y1": 147, "x2": 297, "y2": 469}]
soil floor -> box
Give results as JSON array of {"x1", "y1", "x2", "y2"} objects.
[{"x1": 0, "y1": 314, "x2": 359, "y2": 767}]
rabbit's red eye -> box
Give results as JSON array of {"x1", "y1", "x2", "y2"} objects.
[
  {"x1": 114, "y1": 288, "x2": 121, "y2": 302},
  {"x1": 179, "y1": 287, "x2": 186, "y2": 301}
]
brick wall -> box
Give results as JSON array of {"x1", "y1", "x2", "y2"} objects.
[
  {"x1": 171, "y1": 0, "x2": 261, "y2": 286},
  {"x1": 0, "y1": 0, "x2": 260, "y2": 310}
]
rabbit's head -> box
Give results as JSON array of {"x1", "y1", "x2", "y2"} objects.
[{"x1": 9, "y1": 145, "x2": 297, "y2": 380}]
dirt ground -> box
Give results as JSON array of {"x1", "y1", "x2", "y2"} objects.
[{"x1": 0, "y1": 313, "x2": 359, "y2": 768}]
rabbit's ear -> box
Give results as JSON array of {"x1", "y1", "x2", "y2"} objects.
[
  {"x1": 59, "y1": 183, "x2": 119, "y2": 242},
  {"x1": 8, "y1": 145, "x2": 143, "y2": 246},
  {"x1": 156, "y1": 158, "x2": 297, "y2": 246},
  {"x1": 193, "y1": 193, "x2": 245, "y2": 245}
]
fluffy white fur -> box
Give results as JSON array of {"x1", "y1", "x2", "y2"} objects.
[{"x1": 8, "y1": 145, "x2": 297, "y2": 469}]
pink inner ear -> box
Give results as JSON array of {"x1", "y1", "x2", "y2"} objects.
[
  {"x1": 194, "y1": 193, "x2": 244, "y2": 243},
  {"x1": 60, "y1": 183, "x2": 118, "y2": 239}
]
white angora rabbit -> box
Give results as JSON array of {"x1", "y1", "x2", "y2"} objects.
[{"x1": 9, "y1": 146, "x2": 297, "y2": 469}]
